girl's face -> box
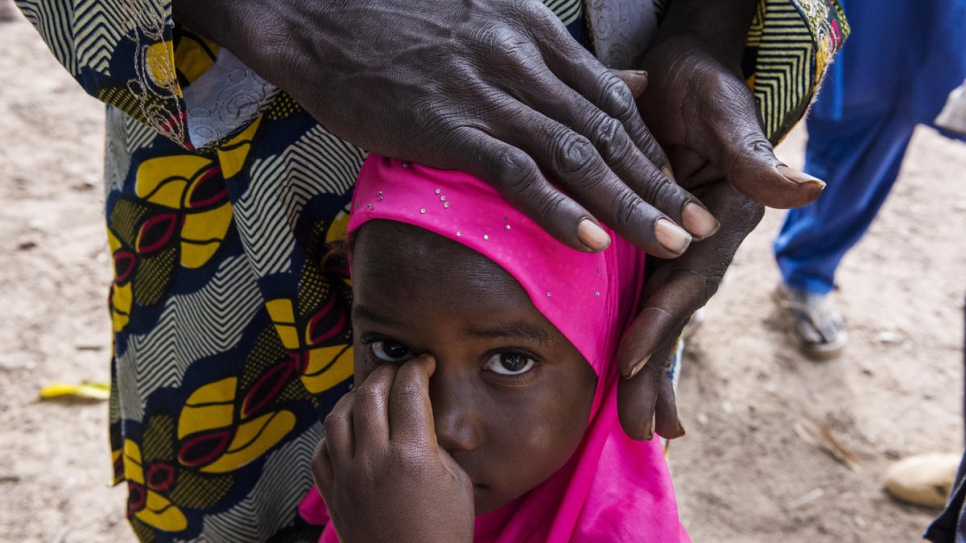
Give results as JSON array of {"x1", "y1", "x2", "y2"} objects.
[{"x1": 350, "y1": 221, "x2": 597, "y2": 515}]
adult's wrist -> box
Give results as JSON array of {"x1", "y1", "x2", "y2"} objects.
[{"x1": 654, "y1": 0, "x2": 758, "y2": 67}]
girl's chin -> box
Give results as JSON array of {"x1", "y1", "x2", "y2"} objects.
[{"x1": 473, "y1": 484, "x2": 525, "y2": 516}]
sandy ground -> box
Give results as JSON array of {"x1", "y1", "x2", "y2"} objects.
[{"x1": 3, "y1": 13, "x2": 966, "y2": 543}]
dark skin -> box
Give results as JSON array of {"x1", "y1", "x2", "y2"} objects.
[
  {"x1": 314, "y1": 221, "x2": 598, "y2": 543},
  {"x1": 171, "y1": 0, "x2": 826, "y2": 440}
]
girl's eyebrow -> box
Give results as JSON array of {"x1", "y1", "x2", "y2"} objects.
[
  {"x1": 352, "y1": 304, "x2": 406, "y2": 328},
  {"x1": 466, "y1": 322, "x2": 551, "y2": 344}
]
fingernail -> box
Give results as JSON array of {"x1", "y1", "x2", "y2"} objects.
[
  {"x1": 681, "y1": 202, "x2": 720, "y2": 240},
  {"x1": 577, "y1": 219, "x2": 611, "y2": 252},
  {"x1": 661, "y1": 166, "x2": 677, "y2": 183},
  {"x1": 654, "y1": 218, "x2": 691, "y2": 255},
  {"x1": 777, "y1": 164, "x2": 826, "y2": 190},
  {"x1": 624, "y1": 354, "x2": 651, "y2": 379},
  {"x1": 644, "y1": 415, "x2": 655, "y2": 441}
]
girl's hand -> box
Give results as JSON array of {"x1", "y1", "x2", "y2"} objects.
[{"x1": 312, "y1": 355, "x2": 474, "y2": 543}]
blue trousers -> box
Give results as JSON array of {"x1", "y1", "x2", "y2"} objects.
[{"x1": 773, "y1": 0, "x2": 966, "y2": 295}]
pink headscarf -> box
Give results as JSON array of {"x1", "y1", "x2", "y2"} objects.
[{"x1": 300, "y1": 156, "x2": 689, "y2": 543}]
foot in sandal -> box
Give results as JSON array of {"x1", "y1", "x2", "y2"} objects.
[{"x1": 774, "y1": 284, "x2": 847, "y2": 360}]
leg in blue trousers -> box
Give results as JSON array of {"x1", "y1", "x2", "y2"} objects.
[{"x1": 771, "y1": 0, "x2": 966, "y2": 358}]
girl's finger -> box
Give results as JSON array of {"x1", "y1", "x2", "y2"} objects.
[
  {"x1": 322, "y1": 391, "x2": 356, "y2": 465},
  {"x1": 388, "y1": 354, "x2": 437, "y2": 448},
  {"x1": 351, "y1": 365, "x2": 396, "y2": 452},
  {"x1": 311, "y1": 433, "x2": 334, "y2": 491}
]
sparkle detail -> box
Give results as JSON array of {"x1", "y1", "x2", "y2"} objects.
[
  {"x1": 440, "y1": 195, "x2": 446, "y2": 201},
  {"x1": 483, "y1": 235, "x2": 489, "y2": 240},
  {"x1": 444, "y1": 202, "x2": 450, "y2": 208},
  {"x1": 456, "y1": 231, "x2": 462, "y2": 237},
  {"x1": 435, "y1": 189, "x2": 441, "y2": 194},
  {"x1": 420, "y1": 208, "x2": 426, "y2": 214},
  {"x1": 505, "y1": 225, "x2": 511, "y2": 230}
]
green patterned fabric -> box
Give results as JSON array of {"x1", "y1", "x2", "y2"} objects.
[{"x1": 14, "y1": 0, "x2": 846, "y2": 541}]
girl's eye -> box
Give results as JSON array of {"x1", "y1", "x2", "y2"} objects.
[
  {"x1": 483, "y1": 352, "x2": 537, "y2": 376},
  {"x1": 370, "y1": 340, "x2": 414, "y2": 363}
]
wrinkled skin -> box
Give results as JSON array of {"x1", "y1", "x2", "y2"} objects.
[
  {"x1": 172, "y1": 0, "x2": 827, "y2": 441},
  {"x1": 615, "y1": 24, "x2": 826, "y2": 440}
]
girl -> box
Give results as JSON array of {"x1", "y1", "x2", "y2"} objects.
[{"x1": 300, "y1": 156, "x2": 689, "y2": 542}]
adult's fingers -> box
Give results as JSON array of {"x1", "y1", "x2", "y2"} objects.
[
  {"x1": 685, "y1": 65, "x2": 826, "y2": 209},
  {"x1": 454, "y1": 128, "x2": 696, "y2": 258},
  {"x1": 616, "y1": 336, "x2": 683, "y2": 441},
  {"x1": 726, "y1": 144, "x2": 826, "y2": 210},
  {"x1": 388, "y1": 355, "x2": 438, "y2": 448},
  {"x1": 653, "y1": 371, "x2": 684, "y2": 439},
  {"x1": 616, "y1": 181, "x2": 763, "y2": 379},
  {"x1": 611, "y1": 69, "x2": 648, "y2": 100}
]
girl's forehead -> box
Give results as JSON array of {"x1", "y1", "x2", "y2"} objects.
[{"x1": 351, "y1": 220, "x2": 525, "y2": 297}]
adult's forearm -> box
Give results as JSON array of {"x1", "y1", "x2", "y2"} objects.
[
  {"x1": 656, "y1": 0, "x2": 758, "y2": 67},
  {"x1": 171, "y1": 0, "x2": 265, "y2": 55}
]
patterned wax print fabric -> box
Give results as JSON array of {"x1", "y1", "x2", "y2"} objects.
[{"x1": 14, "y1": 0, "x2": 847, "y2": 542}]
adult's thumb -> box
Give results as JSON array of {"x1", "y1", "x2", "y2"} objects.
[{"x1": 723, "y1": 136, "x2": 826, "y2": 209}]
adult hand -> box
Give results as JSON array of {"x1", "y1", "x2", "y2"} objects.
[
  {"x1": 172, "y1": 0, "x2": 719, "y2": 258},
  {"x1": 614, "y1": 29, "x2": 825, "y2": 441},
  {"x1": 312, "y1": 355, "x2": 474, "y2": 543}
]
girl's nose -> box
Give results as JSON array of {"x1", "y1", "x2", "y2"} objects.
[{"x1": 429, "y1": 369, "x2": 483, "y2": 454}]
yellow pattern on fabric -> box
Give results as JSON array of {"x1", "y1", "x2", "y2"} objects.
[
  {"x1": 266, "y1": 299, "x2": 300, "y2": 348},
  {"x1": 123, "y1": 440, "x2": 189, "y2": 532},
  {"x1": 179, "y1": 204, "x2": 232, "y2": 268},
  {"x1": 146, "y1": 41, "x2": 180, "y2": 95},
  {"x1": 174, "y1": 33, "x2": 220, "y2": 85},
  {"x1": 301, "y1": 344, "x2": 354, "y2": 394},
  {"x1": 134, "y1": 134, "x2": 256, "y2": 269},
  {"x1": 106, "y1": 229, "x2": 132, "y2": 332},
  {"x1": 137, "y1": 492, "x2": 188, "y2": 532},
  {"x1": 178, "y1": 378, "x2": 237, "y2": 439},
  {"x1": 176, "y1": 375, "x2": 297, "y2": 473},
  {"x1": 200, "y1": 411, "x2": 296, "y2": 474},
  {"x1": 217, "y1": 117, "x2": 262, "y2": 179}
]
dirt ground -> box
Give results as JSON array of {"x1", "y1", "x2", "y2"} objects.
[{"x1": 3, "y1": 13, "x2": 966, "y2": 543}]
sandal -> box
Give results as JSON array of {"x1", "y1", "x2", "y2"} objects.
[{"x1": 774, "y1": 284, "x2": 847, "y2": 359}]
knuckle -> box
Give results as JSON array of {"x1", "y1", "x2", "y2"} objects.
[
  {"x1": 533, "y1": 191, "x2": 568, "y2": 223},
  {"x1": 610, "y1": 191, "x2": 645, "y2": 229},
  {"x1": 596, "y1": 72, "x2": 636, "y2": 118},
  {"x1": 554, "y1": 135, "x2": 597, "y2": 175},
  {"x1": 639, "y1": 173, "x2": 683, "y2": 211},
  {"x1": 476, "y1": 25, "x2": 530, "y2": 66},
  {"x1": 638, "y1": 136, "x2": 666, "y2": 165},
  {"x1": 389, "y1": 382, "x2": 424, "y2": 410},
  {"x1": 588, "y1": 115, "x2": 630, "y2": 161},
  {"x1": 490, "y1": 146, "x2": 537, "y2": 193}
]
